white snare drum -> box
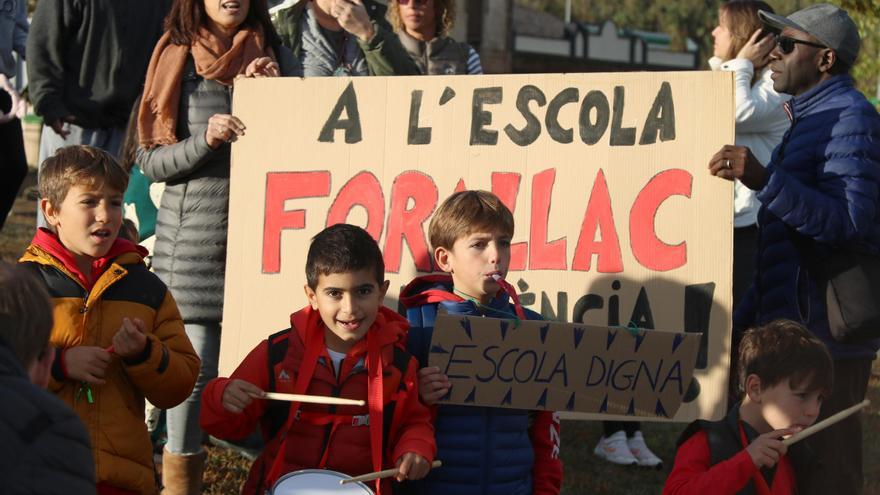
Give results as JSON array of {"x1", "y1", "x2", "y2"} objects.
[{"x1": 271, "y1": 469, "x2": 373, "y2": 494}]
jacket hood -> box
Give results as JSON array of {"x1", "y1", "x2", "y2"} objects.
[
  {"x1": 289, "y1": 305, "x2": 409, "y2": 357},
  {"x1": 399, "y1": 273, "x2": 527, "y2": 319},
  {"x1": 22, "y1": 228, "x2": 148, "y2": 289},
  {"x1": 399, "y1": 274, "x2": 464, "y2": 308}
]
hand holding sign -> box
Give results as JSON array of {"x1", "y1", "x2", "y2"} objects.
[
  {"x1": 206, "y1": 114, "x2": 246, "y2": 149},
  {"x1": 244, "y1": 57, "x2": 280, "y2": 78},
  {"x1": 709, "y1": 145, "x2": 767, "y2": 190},
  {"x1": 418, "y1": 366, "x2": 451, "y2": 405}
]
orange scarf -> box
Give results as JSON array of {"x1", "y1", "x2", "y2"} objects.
[{"x1": 138, "y1": 26, "x2": 275, "y2": 148}]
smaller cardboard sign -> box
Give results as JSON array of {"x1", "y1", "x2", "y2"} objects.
[{"x1": 428, "y1": 314, "x2": 701, "y2": 418}]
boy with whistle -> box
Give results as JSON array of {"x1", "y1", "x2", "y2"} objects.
[
  {"x1": 200, "y1": 224, "x2": 436, "y2": 494},
  {"x1": 664, "y1": 320, "x2": 833, "y2": 494},
  {"x1": 400, "y1": 190, "x2": 563, "y2": 495}
]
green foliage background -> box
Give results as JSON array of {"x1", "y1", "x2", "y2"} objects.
[{"x1": 517, "y1": 0, "x2": 880, "y2": 99}]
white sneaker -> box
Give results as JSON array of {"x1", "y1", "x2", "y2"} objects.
[
  {"x1": 627, "y1": 431, "x2": 663, "y2": 469},
  {"x1": 594, "y1": 430, "x2": 638, "y2": 466}
]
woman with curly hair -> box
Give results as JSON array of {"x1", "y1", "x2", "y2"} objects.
[{"x1": 387, "y1": 0, "x2": 482, "y2": 75}]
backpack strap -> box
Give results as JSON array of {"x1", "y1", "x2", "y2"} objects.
[
  {"x1": 264, "y1": 328, "x2": 291, "y2": 439},
  {"x1": 382, "y1": 345, "x2": 413, "y2": 450}
]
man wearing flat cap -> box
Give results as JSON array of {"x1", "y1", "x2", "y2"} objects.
[{"x1": 708, "y1": 4, "x2": 880, "y2": 494}]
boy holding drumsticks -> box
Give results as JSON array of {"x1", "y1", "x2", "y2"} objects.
[
  {"x1": 663, "y1": 319, "x2": 833, "y2": 495},
  {"x1": 201, "y1": 224, "x2": 436, "y2": 494},
  {"x1": 19, "y1": 145, "x2": 200, "y2": 494}
]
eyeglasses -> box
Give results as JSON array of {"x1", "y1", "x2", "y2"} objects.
[
  {"x1": 775, "y1": 34, "x2": 826, "y2": 54},
  {"x1": 398, "y1": 0, "x2": 429, "y2": 5}
]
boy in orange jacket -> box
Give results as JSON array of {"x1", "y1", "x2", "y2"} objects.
[
  {"x1": 201, "y1": 224, "x2": 436, "y2": 494},
  {"x1": 19, "y1": 145, "x2": 200, "y2": 494}
]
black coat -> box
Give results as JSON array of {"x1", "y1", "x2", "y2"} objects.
[
  {"x1": 0, "y1": 341, "x2": 95, "y2": 494},
  {"x1": 27, "y1": 0, "x2": 171, "y2": 128}
]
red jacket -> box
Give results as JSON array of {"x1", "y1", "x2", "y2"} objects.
[
  {"x1": 663, "y1": 429, "x2": 796, "y2": 495},
  {"x1": 201, "y1": 306, "x2": 435, "y2": 494}
]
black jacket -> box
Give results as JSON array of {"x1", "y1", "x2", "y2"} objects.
[
  {"x1": 0, "y1": 340, "x2": 95, "y2": 494},
  {"x1": 27, "y1": 0, "x2": 171, "y2": 128}
]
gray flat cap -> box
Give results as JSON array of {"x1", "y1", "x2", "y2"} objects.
[{"x1": 759, "y1": 3, "x2": 860, "y2": 66}]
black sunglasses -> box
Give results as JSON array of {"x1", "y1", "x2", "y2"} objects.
[{"x1": 775, "y1": 34, "x2": 827, "y2": 54}]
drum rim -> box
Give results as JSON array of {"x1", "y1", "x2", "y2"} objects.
[{"x1": 271, "y1": 468, "x2": 371, "y2": 492}]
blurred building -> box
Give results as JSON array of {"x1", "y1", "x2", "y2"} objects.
[{"x1": 451, "y1": 0, "x2": 700, "y2": 74}]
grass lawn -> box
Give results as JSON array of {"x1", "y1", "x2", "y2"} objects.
[
  {"x1": 0, "y1": 171, "x2": 37, "y2": 263},
  {"x1": 2, "y1": 170, "x2": 878, "y2": 494}
]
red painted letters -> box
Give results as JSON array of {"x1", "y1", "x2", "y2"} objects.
[
  {"x1": 629, "y1": 169, "x2": 692, "y2": 272},
  {"x1": 572, "y1": 169, "x2": 623, "y2": 273},
  {"x1": 383, "y1": 171, "x2": 438, "y2": 273},
  {"x1": 263, "y1": 171, "x2": 331, "y2": 273},
  {"x1": 326, "y1": 172, "x2": 385, "y2": 240}
]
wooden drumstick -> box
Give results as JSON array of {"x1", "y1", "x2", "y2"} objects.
[
  {"x1": 783, "y1": 399, "x2": 870, "y2": 447},
  {"x1": 263, "y1": 392, "x2": 365, "y2": 406},
  {"x1": 341, "y1": 460, "x2": 443, "y2": 484}
]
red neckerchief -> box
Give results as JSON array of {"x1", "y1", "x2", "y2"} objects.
[
  {"x1": 265, "y1": 307, "x2": 386, "y2": 493},
  {"x1": 31, "y1": 228, "x2": 147, "y2": 290},
  {"x1": 738, "y1": 422, "x2": 773, "y2": 495},
  {"x1": 493, "y1": 276, "x2": 527, "y2": 319},
  {"x1": 400, "y1": 273, "x2": 528, "y2": 319}
]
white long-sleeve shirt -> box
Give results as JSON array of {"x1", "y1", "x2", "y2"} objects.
[{"x1": 710, "y1": 56, "x2": 791, "y2": 228}]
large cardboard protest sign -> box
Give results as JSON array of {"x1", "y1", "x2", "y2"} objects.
[
  {"x1": 222, "y1": 72, "x2": 734, "y2": 421},
  {"x1": 428, "y1": 315, "x2": 702, "y2": 418}
]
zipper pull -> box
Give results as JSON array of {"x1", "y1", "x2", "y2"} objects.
[
  {"x1": 80, "y1": 291, "x2": 90, "y2": 313},
  {"x1": 75, "y1": 381, "x2": 94, "y2": 405}
]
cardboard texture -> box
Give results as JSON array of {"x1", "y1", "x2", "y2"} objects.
[
  {"x1": 428, "y1": 314, "x2": 701, "y2": 418},
  {"x1": 223, "y1": 72, "x2": 735, "y2": 422}
]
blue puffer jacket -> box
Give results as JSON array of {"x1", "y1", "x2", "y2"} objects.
[
  {"x1": 401, "y1": 276, "x2": 540, "y2": 495},
  {"x1": 734, "y1": 75, "x2": 880, "y2": 359}
]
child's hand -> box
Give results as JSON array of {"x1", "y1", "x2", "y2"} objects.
[
  {"x1": 395, "y1": 452, "x2": 431, "y2": 481},
  {"x1": 746, "y1": 428, "x2": 798, "y2": 469},
  {"x1": 222, "y1": 379, "x2": 265, "y2": 414},
  {"x1": 65, "y1": 346, "x2": 112, "y2": 384},
  {"x1": 112, "y1": 317, "x2": 148, "y2": 358},
  {"x1": 418, "y1": 366, "x2": 450, "y2": 405}
]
